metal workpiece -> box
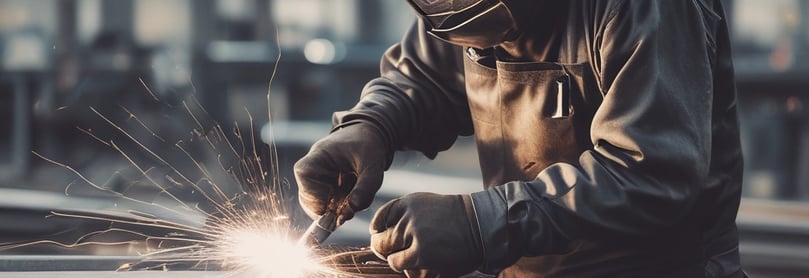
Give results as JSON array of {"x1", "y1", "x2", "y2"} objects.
[
  {"x1": 0, "y1": 255, "x2": 138, "y2": 272},
  {"x1": 0, "y1": 252, "x2": 495, "y2": 277}
]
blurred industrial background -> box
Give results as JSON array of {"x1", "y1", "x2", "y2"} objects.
[{"x1": 0, "y1": 0, "x2": 808, "y2": 277}]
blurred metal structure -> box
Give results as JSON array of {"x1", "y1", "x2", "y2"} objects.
[
  {"x1": 0, "y1": 74, "x2": 31, "y2": 181},
  {"x1": 731, "y1": 0, "x2": 809, "y2": 201},
  {"x1": 738, "y1": 199, "x2": 809, "y2": 277}
]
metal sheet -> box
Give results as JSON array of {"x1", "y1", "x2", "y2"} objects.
[{"x1": 0, "y1": 255, "x2": 138, "y2": 272}]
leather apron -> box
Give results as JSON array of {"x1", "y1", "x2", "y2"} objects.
[
  {"x1": 463, "y1": 49, "x2": 597, "y2": 188},
  {"x1": 463, "y1": 49, "x2": 704, "y2": 277}
]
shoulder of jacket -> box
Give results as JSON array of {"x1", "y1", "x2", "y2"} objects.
[
  {"x1": 574, "y1": 0, "x2": 628, "y2": 27},
  {"x1": 602, "y1": 0, "x2": 631, "y2": 24},
  {"x1": 602, "y1": 0, "x2": 685, "y2": 18}
]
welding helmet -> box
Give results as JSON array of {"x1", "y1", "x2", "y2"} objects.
[{"x1": 407, "y1": 0, "x2": 519, "y2": 48}]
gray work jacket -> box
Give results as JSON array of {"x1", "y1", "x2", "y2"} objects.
[{"x1": 334, "y1": 0, "x2": 744, "y2": 277}]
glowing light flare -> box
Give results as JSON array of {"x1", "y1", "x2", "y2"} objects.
[
  {"x1": 217, "y1": 228, "x2": 321, "y2": 278},
  {"x1": 304, "y1": 39, "x2": 346, "y2": 65}
]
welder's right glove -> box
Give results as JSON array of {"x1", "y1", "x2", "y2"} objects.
[{"x1": 294, "y1": 123, "x2": 391, "y2": 222}]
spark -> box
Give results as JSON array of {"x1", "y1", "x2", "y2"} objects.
[
  {"x1": 138, "y1": 78, "x2": 161, "y2": 102},
  {"x1": 44, "y1": 106, "x2": 345, "y2": 277},
  {"x1": 21, "y1": 104, "x2": 349, "y2": 277},
  {"x1": 6, "y1": 26, "x2": 387, "y2": 277}
]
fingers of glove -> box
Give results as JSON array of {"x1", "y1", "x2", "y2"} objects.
[
  {"x1": 386, "y1": 245, "x2": 421, "y2": 273},
  {"x1": 370, "y1": 198, "x2": 407, "y2": 234},
  {"x1": 294, "y1": 157, "x2": 338, "y2": 218},
  {"x1": 333, "y1": 173, "x2": 357, "y2": 224},
  {"x1": 297, "y1": 187, "x2": 330, "y2": 219},
  {"x1": 348, "y1": 162, "x2": 385, "y2": 213},
  {"x1": 371, "y1": 227, "x2": 411, "y2": 262},
  {"x1": 395, "y1": 253, "x2": 468, "y2": 278},
  {"x1": 403, "y1": 269, "x2": 441, "y2": 278},
  {"x1": 370, "y1": 199, "x2": 410, "y2": 261}
]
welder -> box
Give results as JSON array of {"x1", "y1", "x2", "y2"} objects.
[{"x1": 295, "y1": 0, "x2": 745, "y2": 277}]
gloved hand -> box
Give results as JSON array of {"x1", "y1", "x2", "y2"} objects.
[
  {"x1": 294, "y1": 123, "x2": 390, "y2": 222},
  {"x1": 370, "y1": 192, "x2": 484, "y2": 277}
]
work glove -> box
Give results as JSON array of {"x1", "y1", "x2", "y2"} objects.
[
  {"x1": 370, "y1": 192, "x2": 484, "y2": 277},
  {"x1": 294, "y1": 123, "x2": 390, "y2": 222}
]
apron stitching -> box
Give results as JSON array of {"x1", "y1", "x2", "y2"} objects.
[{"x1": 496, "y1": 68, "x2": 509, "y2": 185}]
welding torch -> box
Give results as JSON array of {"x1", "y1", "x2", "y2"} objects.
[{"x1": 298, "y1": 174, "x2": 355, "y2": 247}]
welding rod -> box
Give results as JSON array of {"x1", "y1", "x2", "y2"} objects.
[
  {"x1": 298, "y1": 210, "x2": 339, "y2": 247},
  {"x1": 298, "y1": 174, "x2": 354, "y2": 247}
]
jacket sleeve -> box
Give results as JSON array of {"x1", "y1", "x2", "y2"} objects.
[
  {"x1": 470, "y1": 0, "x2": 718, "y2": 271},
  {"x1": 332, "y1": 19, "x2": 472, "y2": 161}
]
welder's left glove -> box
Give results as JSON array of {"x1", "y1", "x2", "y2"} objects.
[{"x1": 370, "y1": 192, "x2": 484, "y2": 277}]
